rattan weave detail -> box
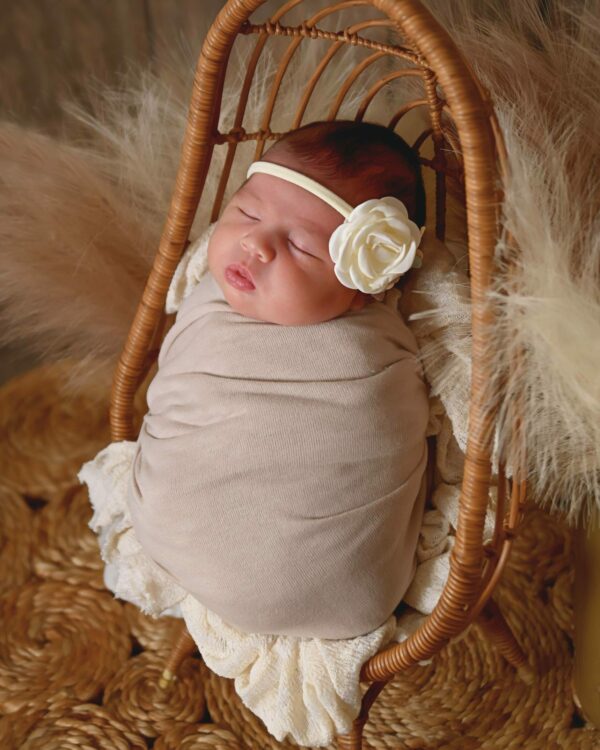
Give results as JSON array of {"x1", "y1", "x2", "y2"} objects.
[
  {"x1": 0, "y1": 709, "x2": 34, "y2": 747},
  {"x1": 507, "y1": 508, "x2": 573, "y2": 590},
  {"x1": 153, "y1": 722, "x2": 246, "y2": 749},
  {"x1": 0, "y1": 487, "x2": 34, "y2": 593},
  {"x1": 0, "y1": 362, "x2": 113, "y2": 500},
  {"x1": 0, "y1": 581, "x2": 131, "y2": 714},
  {"x1": 103, "y1": 651, "x2": 206, "y2": 738},
  {"x1": 32, "y1": 483, "x2": 105, "y2": 589},
  {"x1": 124, "y1": 603, "x2": 186, "y2": 654},
  {"x1": 550, "y1": 569, "x2": 576, "y2": 637},
  {"x1": 18, "y1": 703, "x2": 147, "y2": 749},
  {"x1": 0, "y1": 696, "x2": 79, "y2": 749}
]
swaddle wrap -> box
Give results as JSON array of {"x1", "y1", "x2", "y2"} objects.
[
  {"x1": 128, "y1": 270, "x2": 429, "y2": 639},
  {"x1": 78, "y1": 231, "x2": 486, "y2": 744}
]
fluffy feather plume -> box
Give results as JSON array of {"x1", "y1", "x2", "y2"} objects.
[
  {"x1": 423, "y1": 0, "x2": 600, "y2": 524},
  {"x1": 0, "y1": 124, "x2": 159, "y2": 391},
  {"x1": 0, "y1": 0, "x2": 598, "y2": 522},
  {"x1": 0, "y1": 2, "x2": 394, "y2": 391}
]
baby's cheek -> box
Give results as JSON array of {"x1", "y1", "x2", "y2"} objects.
[
  {"x1": 206, "y1": 228, "x2": 223, "y2": 268},
  {"x1": 263, "y1": 281, "x2": 304, "y2": 324},
  {"x1": 300, "y1": 284, "x2": 338, "y2": 321}
]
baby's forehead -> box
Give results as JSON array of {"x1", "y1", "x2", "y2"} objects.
[{"x1": 235, "y1": 173, "x2": 342, "y2": 237}]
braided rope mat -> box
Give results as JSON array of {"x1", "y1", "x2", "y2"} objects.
[{"x1": 0, "y1": 361, "x2": 598, "y2": 749}]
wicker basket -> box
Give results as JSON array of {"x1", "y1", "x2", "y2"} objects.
[{"x1": 108, "y1": 1, "x2": 530, "y2": 746}]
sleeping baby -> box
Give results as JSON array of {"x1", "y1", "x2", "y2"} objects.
[{"x1": 80, "y1": 119, "x2": 430, "y2": 641}]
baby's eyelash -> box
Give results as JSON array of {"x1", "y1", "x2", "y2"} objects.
[
  {"x1": 238, "y1": 207, "x2": 258, "y2": 220},
  {"x1": 289, "y1": 240, "x2": 312, "y2": 257}
]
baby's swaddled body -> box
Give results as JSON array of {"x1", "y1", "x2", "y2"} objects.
[{"x1": 128, "y1": 270, "x2": 429, "y2": 640}]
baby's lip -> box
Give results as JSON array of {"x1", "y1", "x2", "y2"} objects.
[{"x1": 229, "y1": 263, "x2": 255, "y2": 285}]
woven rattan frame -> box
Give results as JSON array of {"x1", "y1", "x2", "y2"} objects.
[{"x1": 109, "y1": 1, "x2": 529, "y2": 745}]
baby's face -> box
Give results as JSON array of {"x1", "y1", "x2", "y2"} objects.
[{"x1": 207, "y1": 154, "x2": 368, "y2": 325}]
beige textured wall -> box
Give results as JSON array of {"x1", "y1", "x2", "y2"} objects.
[{"x1": 0, "y1": 0, "x2": 227, "y2": 135}]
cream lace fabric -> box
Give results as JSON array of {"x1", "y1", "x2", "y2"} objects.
[{"x1": 78, "y1": 227, "x2": 494, "y2": 746}]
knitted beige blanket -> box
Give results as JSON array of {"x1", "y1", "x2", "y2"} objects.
[{"x1": 127, "y1": 265, "x2": 429, "y2": 640}]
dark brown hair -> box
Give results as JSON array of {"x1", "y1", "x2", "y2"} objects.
[{"x1": 264, "y1": 120, "x2": 426, "y2": 227}]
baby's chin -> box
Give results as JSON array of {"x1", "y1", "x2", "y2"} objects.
[
  {"x1": 226, "y1": 297, "x2": 356, "y2": 327},
  {"x1": 220, "y1": 283, "x2": 274, "y2": 323},
  {"x1": 219, "y1": 289, "x2": 309, "y2": 325}
]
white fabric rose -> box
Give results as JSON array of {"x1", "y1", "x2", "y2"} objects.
[{"x1": 329, "y1": 197, "x2": 425, "y2": 295}]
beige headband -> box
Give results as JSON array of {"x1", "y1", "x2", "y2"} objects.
[{"x1": 246, "y1": 161, "x2": 353, "y2": 218}]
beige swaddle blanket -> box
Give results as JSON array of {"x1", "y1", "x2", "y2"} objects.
[
  {"x1": 78, "y1": 229, "x2": 492, "y2": 744},
  {"x1": 128, "y1": 269, "x2": 429, "y2": 640}
]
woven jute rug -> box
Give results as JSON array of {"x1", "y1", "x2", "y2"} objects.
[{"x1": 0, "y1": 360, "x2": 598, "y2": 749}]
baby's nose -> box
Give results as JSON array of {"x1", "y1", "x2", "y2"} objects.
[{"x1": 241, "y1": 233, "x2": 275, "y2": 262}]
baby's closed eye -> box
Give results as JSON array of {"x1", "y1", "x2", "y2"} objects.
[
  {"x1": 237, "y1": 206, "x2": 259, "y2": 220},
  {"x1": 288, "y1": 239, "x2": 314, "y2": 257}
]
